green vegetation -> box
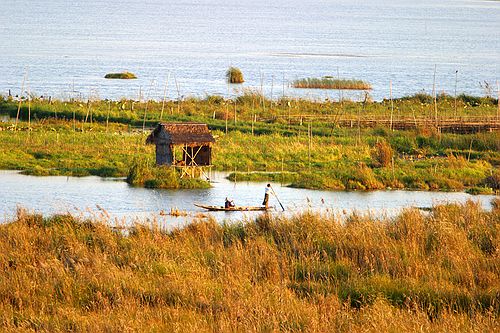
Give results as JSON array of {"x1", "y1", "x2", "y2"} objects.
[
  {"x1": 293, "y1": 77, "x2": 372, "y2": 90},
  {"x1": 0, "y1": 93, "x2": 498, "y2": 191},
  {"x1": 465, "y1": 186, "x2": 494, "y2": 195},
  {"x1": 227, "y1": 171, "x2": 299, "y2": 183},
  {"x1": 226, "y1": 66, "x2": 244, "y2": 83},
  {"x1": 104, "y1": 72, "x2": 137, "y2": 79},
  {"x1": 1, "y1": 201, "x2": 498, "y2": 331},
  {"x1": 127, "y1": 159, "x2": 211, "y2": 189}
]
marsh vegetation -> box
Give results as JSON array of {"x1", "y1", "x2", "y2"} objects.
[
  {"x1": 1, "y1": 201, "x2": 498, "y2": 331},
  {"x1": 104, "y1": 72, "x2": 137, "y2": 79},
  {"x1": 293, "y1": 77, "x2": 372, "y2": 90},
  {"x1": 225, "y1": 67, "x2": 244, "y2": 84},
  {"x1": 0, "y1": 93, "x2": 498, "y2": 191}
]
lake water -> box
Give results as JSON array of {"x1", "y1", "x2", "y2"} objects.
[
  {"x1": 0, "y1": 171, "x2": 496, "y2": 228},
  {"x1": 1, "y1": 0, "x2": 499, "y2": 101}
]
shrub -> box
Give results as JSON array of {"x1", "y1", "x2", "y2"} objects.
[
  {"x1": 373, "y1": 140, "x2": 393, "y2": 167},
  {"x1": 390, "y1": 135, "x2": 416, "y2": 154},
  {"x1": 483, "y1": 170, "x2": 500, "y2": 190},
  {"x1": 127, "y1": 159, "x2": 210, "y2": 189},
  {"x1": 397, "y1": 92, "x2": 433, "y2": 104},
  {"x1": 205, "y1": 95, "x2": 225, "y2": 105},
  {"x1": 226, "y1": 67, "x2": 244, "y2": 84}
]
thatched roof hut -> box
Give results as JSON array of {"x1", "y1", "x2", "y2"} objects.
[{"x1": 146, "y1": 123, "x2": 215, "y2": 166}]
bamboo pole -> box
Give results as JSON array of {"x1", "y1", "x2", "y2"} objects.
[
  {"x1": 143, "y1": 79, "x2": 155, "y2": 132},
  {"x1": 225, "y1": 83, "x2": 229, "y2": 134},
  {"x1": 389, "y1": 80, "x2": 394, "y2": 131},
  {"x1": 174, "y1": 74, "x2": 181, "y2": 114},
  {"x1": 433, "y1": 64, "x2": 438, "y2": 126},
  {"x1": 356, "y1": 102, "x2": 361, "y2": 145},
  {"x1": 27, "y1": 78, "x2": 31, "y2": 128},
  {"x1": 337, "y1": 67, "x2": 343, "y2": 103},
  {"x1": 260, "y1": 70, "x2": 265, "y2": 113},
  {"x1": 106, "y1": 100, "x2": 110, "y2": 132},
  {"x1": 15, "y1": 70, "x2": 27, "y2": 129},
  {"x1": 308, "y1": 123, "x2": 311, "y2": 170},
  {"x1": 281, "y1": 157, "x2": 284, "y2": 186},
  {"x1": 454, "y1": 70, "x2": 458, "y2": 118},
  {"x1": 468, "y1": 139, "x2": 474, "y2": 162},
  {"x1": 160, "y1": 73, "x2": 170, "y2": 121},
  {"x1": 251, "y1": 113, "x2": 255, "y2": 136},
  {"x1": 270, "y1": 75, "x2": 274, "y2": 107},
  {"x1": 282, "y1": 72, "x2": 285, "y2": 99},
  {"x1": 225, "y1": 101, "x2": 228, "y2": 134},
  {"x1": 497, "y1": 80, "x2": 499, "y2": 122},
  {"x1": 84, "y1": 98, "x2": 91, "y2": 124}
]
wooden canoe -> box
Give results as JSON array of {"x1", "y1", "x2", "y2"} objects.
[{"x1": 194, "y1": 203, "x2": 269, "y2": 211}]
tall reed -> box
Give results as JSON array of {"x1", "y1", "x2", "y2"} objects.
[{"x1": 0, "y1": 201, "x2": 498, "y2": 331}]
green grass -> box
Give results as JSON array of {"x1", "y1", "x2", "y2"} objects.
[
  {"x1": 127, "y1": 159, "x2": 211, "y2": 189},
  {"x1": 227, "y1": 171, "x2": 299, "y2": 183},
  {"x1": 104, "y1": 72, "x2": 137, "y2": 79},
  {"x1": 293, "y1": 77, "x2": 372, "y2": 90},
  {"x1": 0, "y1": 201, "x2": 498, "y2": 331},
  {"x1": 0, "y1": 95, "x2": 498, "y2": 191}
]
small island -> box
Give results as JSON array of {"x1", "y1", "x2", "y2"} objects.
[
  {"x1": 104, "y1": 71, "x2": 137, "y2": 79},
  {"x1": 293, "y1": 77, "x2": 371, "y2": 90}
]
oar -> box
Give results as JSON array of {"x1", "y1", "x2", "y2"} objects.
[{"x1": 270, "y1": 185, "x2": 285, "y2": 212}]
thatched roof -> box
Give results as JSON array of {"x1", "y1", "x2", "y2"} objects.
[{"x1": 146, "y1": 123, "x2": 215, "y2": 146}]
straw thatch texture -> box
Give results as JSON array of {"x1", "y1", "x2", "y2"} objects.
[{"x1": 146, "y1": 123, "x2": 215, "y2": 147}]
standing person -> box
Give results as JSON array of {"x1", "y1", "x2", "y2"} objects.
[{"x1": 262, "y1": 184, "x2": 271, "y2": 208}]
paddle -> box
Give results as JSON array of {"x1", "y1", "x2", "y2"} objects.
[{"x1": 270, "y1": 185, "x2": 285, "y2": 212}]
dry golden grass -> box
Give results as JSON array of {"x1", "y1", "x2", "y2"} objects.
[{"x1": 0, "y1": 201, "x2": 498, "y2": 332}]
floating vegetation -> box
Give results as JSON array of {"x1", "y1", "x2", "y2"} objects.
[
  {"x1": 226, "y1": 67, "x2": 244, "y2": 84},
  {"x1": 293, "y1": 77, "x2": 371, "y2": 90},
  {"x1": 104, "y1": 71, "x2": 137, "y2": 79}
]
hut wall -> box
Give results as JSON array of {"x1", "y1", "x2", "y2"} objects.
[{"x1": 156, "y1": 144, "x2": 173, "y2": 165}]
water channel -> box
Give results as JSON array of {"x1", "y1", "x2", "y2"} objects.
[{"x1": 0, "y1": 171, "x2": 496, "y2": 228}]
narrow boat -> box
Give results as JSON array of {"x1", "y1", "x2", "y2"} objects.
[{"x1": 194, "y1": 203, "x2": 269, "y2": 211}]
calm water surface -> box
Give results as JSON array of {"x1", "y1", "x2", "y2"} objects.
[
  {"x1": 0, "y1": 171, "x2": 496, "y2": 227},
  {"x1": 1, "y1": 0, "x2": 499, "y2": 101}
]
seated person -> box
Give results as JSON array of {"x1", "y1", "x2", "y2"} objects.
[{"x1": 225, "y1": 197, "x2": 235, "y2": 208}]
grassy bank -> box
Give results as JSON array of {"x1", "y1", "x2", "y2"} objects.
[
  {"x1": 0, "y1": 119, "x2": 498, "y2": 191},
  {"x1": 216, "y1": 129, "x2": 499, "y2": 191},
  {"x1": 0, "y1": 95, "x2": 498, "y2": 191},
  {"x1": 0, "y1": 201, "x2": 498, "y2": 331},
  {"x1": 1, "y1": 92, "x2": 498, "y2": 128}
]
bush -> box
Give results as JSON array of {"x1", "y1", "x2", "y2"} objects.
[
  {"x1": 226, "y1": 67, "x2": 244, "y2": 84},
  {"x1": 127, "y1": 160, "x2": 210, "y2": 189},
  {"x1": 205, "y1": 95, "x2": 225, "y2": 105},
  {"x1": 483, "y1": 170, "x2": 500, "y2": 190},
  {"x1": 390, "y1": 135, "x2": 417, "y2": 154},
  {"x1": 373, "y1": 140, "x2": 393, "y2": 167}
]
